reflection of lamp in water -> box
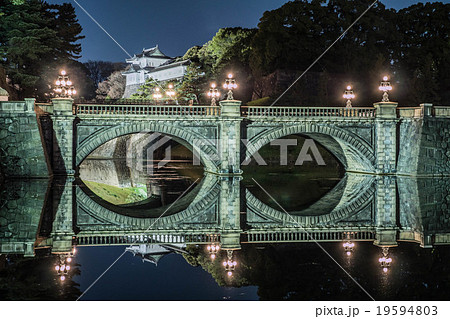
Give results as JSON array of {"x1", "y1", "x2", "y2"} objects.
[
  {"x1": 206, "y1": 243, "x2": 220, "y2": 260},
  {"x1": 222, "y1": 250, "x2": 237, "y2": 277},
  {"x1": 343, "y1": 232, "x2": 355, "y2": 256},
  {"x1": 54, "y1": 247, "x2": 76, "y2": 282},
  {"x1": 378, "y1": 247, "x2": 392, "y2": 273}
]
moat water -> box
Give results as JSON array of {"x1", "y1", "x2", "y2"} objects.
[{"x1": 0, "y1": 136, "x2": 449, "y2": 301}]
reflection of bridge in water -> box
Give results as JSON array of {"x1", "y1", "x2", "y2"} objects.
[{"x1": 1, "y1": 173, "x2": 449, "y2": 260}]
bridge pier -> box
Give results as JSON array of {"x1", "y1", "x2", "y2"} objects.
[
  {"x1": 51, "y1": 177, "x2": 75, "y2": 253},
  {"x1": 374, "y1": 175, "x2": 398, "y2": 248},
  {"x1": 51, "y1": 98, "x2": 75, "y2": 176},
  {"x1": 218, "y1": 176, "x2": 242, "y2": 250},
  {"x1": 374, "y1": 101, "x2": 398, "y2": 175},
  {"x1": 218, "y1": 100, "x2": 242, "y2": 175}
]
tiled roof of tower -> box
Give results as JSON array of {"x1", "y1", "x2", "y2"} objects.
[{"x1": 135, "y1": 45, "x2": 172, "y2": 59}]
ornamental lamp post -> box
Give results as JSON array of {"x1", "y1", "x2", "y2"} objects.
[
  {"x1": 378, "y1": 247, "x2": 393, "y2": 273},
  {"x1": 222, "y1": 250, "x2": 237, "y2": 277},
  {"x1": 54, "y1": 70, "x2": 76, "y2": 98},
  {"x1": 342, "y1": 232, "x2": 355, "y2": 256},
  {"x1": 153, "y1": 87, "x2": 162, "y2": 103},
  {"x1": 207, "y1": 83, "x2": 220, "y2": 106},
  {"x1": 223, "y1": 73, "x2": 237, "y2": 100},
  {"x1": 54, "y1": 251, "x2": 74, "y2": 282},
  {"x1": 206, "y1": 243, "x2": 220, "y2": 260},
  {"x1": 378, "y1": 76, "x2": 392, "y2": 102},
  {"x1": 343, "y1": 85, "x2": 355, "y2": 108},
  {"x1": 166, "y1": 83, "x2": 176, "y2": 102}
]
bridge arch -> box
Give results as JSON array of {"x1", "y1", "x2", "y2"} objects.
[
  {"x1": 76, "y1": 173, "x2": 220, "y2": 229},
  {"x1": 244, "y1": 122, "x2": 375, "y2": 173},
  {"x1": 246, "y1": 173, "x2": 376, "y2": 225},
  {"x1": 76, "y1": 121, "x2": 219, "y2": 172}
]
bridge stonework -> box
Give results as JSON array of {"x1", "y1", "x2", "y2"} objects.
[{"x1": 0, "y1": 98, "x2": 449, "y2": 178}]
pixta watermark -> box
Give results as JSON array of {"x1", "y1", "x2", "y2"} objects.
[{"x1": 126, "y1": 134, "x2": 326, "y2": 173}]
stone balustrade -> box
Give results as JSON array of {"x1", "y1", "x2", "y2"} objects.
[
  {"x1": 76, "y1": 104, "x2": 221, "y2": 117},
  {"x1": 244, "y1": 106, "x2": 376, "y2": 118}
]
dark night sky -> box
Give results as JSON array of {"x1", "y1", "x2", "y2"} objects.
[{"x1": 47, "y1": 0, "x2": 448, "y2": 62}]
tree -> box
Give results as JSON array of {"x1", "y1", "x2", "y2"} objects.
[
  {"x1": 0, "y1": 0, "x2": 86, "y2": 99},
  {"x1": 84, "y1": 60, "x2": 126, "y2": 87},
  {"x1": 96, "y1": 70, "x2": 126, "y2": 100},
  {"x1": 179, "y1": 28, "x2": 257, "y2": 103}
]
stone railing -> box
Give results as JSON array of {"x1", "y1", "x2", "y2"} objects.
[
  {"x1": 243, "y1": 106, "x2": 376, "y2": 118},
  {"x1": 397, "y1": 106, "x2": 423, "y2": 118},
  {"x1": 76, "y1": 104, "x2": 220, "y2": 117},
  {"x1": 0, "y1": 99, "x2": 35, "y2": 114},
  {"x1": 434, "y1": 106, "x2": 450, "y2": 117},
  {"x1": 35, "y1": 103, "x2": 53, "y2": 114},
  {"x1": 76, "y1": 233, "x2": 219, "y2": 246},
  {"x1": 397, "y1": 105, "x2": 450, "y2": 118},
  {"x1": 245, "y1": 230, "x2": 375, "y2": 243}
]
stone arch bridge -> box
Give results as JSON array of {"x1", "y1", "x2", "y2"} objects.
[
  {"x1": 1, "y1": 98, "x2": 449, "y2": 177},
  {"x1": 2, "y1": 97, "x2": 441, "y2": 178}
]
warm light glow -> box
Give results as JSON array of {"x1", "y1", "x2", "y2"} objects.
[
  {"x1": 227, "y1": 271, "x2": 232, "y2": 277},
  {"x1": 223, "y1": 261, "x2": 227, "y2": 266},
  {"x1": 155, "y1": 87, "x2": 160, "y2": 92},
  {"x1": 168, "y1": 84, "x2": 173, "y2": 89},
  {"x1": 61, "y1": 70, "x2": 66, "y2": 75},
  {"x1": 211, "y1": 254, "x2": 216, "y2": 260},
  {"x1": 66, "y1": 266, "x2": 70, "y2": 271},
  {"x1": 67, "y1": 257, "x2": 72, "y2": 263},
  {"x1": 60, "y1": 265, "x2": 66, "y2": 271},
  {"x1": 383, "y1": 267, "x2": 388, "y2": 273},
  {"x1": 73, "y1": 248, "x2": 76, "y2": 254},
  {"x1": 346, "y1": 251, "x2": 351, "y2": 256},
  {"x1": 207, "y1": 245, "x2": 211, "y2": 251},
  {"x1": 386, "y1": 258, "x2": 392, "y2": 263},
  {"x1": 215, "y1": 245, "x2": 220, "y2": 250},
  {"x1": 232, "y1": 261, "x2": 237, "y2": 266},
  {"x1": 228, "y1": 73, "x2": 233, "y2": 78},
  {"x1": 55, "y1": 265, "x2": 60, "y2": 271},
  {"x1": 347, "y1": 85, "x2": 352, "y2": 90},
  {"x1": 72, "y1": 90, "x2": 77, "y2": 95},
  {"x1": 383, "y1": 76, "x2": 388, "y2": 81},
  {"x1": 211, "y1": 83, "x2": 216, "y2": 88},
  {"x1": 61, "y1": 80, "x2": 66, "y2": 86},
  {"x1": 56, "y1": 80, "x2": 61, "y2": 86},
  {"x1": 223, "y1": 83, "x2": 227, "y2": 89},
  {"x1": 60, "y1": 275, "x2": 66, "y2": 281},
  {"x1": 67, "y1": 80, "x2": 72, "y2": 86}
]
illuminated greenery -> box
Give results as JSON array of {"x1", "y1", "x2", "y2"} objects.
[{"x1": 84, "y1": 180, "x2": 148, "y2": 205}]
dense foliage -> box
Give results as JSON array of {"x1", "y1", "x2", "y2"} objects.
[
  {"x1": 0, "y1": 0, "x2": 94, "y2": 99},
  {"x1": 177, "y1": 0, "x2": 449, "y2": 106}
]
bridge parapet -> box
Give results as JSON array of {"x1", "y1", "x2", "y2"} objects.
[
  {"x1": 76, "y1": 104, "x2": 220, "y2": 117},
  {"x1": 243, "y1": 106, "x2": 376, "y2": 119},
  {"x1": 433, "y1": 105, "x2": 450, "y2": 118}
]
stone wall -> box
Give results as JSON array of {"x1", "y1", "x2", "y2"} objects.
[
  {"x1": 416, "y1": 118, "x2": 450, "y2": 175},
  {"x1": 0, "y1": 100, "x2": 49, "y2": 177},
  {"x1": 398, "y1": 117, "x2": 450, "y2": 176},
  {"x1": 0, "y1": 179, "x2": 49, "y2": 256},
  {"x1": 397, "y1": 119, "x2": 422, "y2": 175}
]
